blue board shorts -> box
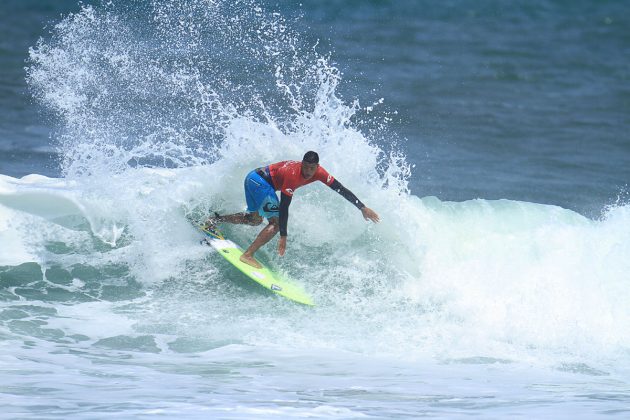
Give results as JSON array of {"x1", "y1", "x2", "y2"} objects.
[{"x1": 244, "y1": 170, "x2": 280, "y2": 219}]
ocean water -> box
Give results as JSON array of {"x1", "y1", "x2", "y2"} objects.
[{"x1": 1, "y1": 0, "x2": 630, "y2": 418}]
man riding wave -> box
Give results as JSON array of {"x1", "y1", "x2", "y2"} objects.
[{"x1": 206, "y1": 151, "x2": 380, "y2": 268}]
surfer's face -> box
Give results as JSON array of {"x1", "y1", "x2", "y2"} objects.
[{"x1": 301, "y1": 162, "x2": 318, "y2": 179}]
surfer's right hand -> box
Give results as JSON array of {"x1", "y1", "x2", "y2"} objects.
[{"x1": 361, "y1": 206, "x2": 380, "y2": 223}]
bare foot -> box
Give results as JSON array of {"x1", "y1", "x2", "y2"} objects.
[{"x1": 240, "y1": 254, "x2": 262, "y2": 269}]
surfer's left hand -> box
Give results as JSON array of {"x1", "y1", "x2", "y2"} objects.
[
  {"x1": 361, "y1": 207, "x2": 380, "y2": 223},
  {"x1": 278, "y1": 236, "x2": 287, "y2": 256}
]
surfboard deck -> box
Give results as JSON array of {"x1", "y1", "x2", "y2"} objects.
[{"x1": 193, "y1": 220, "x2": 314, "y2": 306}]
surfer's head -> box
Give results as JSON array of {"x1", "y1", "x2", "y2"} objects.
[{"x1": 301, "y1": 151, "x2": 319, "y2": 179}]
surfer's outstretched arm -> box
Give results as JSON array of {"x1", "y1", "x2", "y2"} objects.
[{"x1": 328, "y1": 179, "x2": 380, "y2": 223}]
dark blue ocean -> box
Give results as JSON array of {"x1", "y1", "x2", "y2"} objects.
[{"x1": 1, "y1": 1, "x2": 629, "y2": 418}]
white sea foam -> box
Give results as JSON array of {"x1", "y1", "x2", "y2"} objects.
[{"x1": 2, "y1": 167, "x2": 630, "y2": 366}]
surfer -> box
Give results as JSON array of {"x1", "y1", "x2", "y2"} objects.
[{"x1": 205, "y1": 151, "x2": 380, "y2": 268}]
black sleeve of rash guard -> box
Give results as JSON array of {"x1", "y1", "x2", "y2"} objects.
[
  {"x1": 279, "y1": 192, "x2": 292, "y2": 237},
  {"x1": 329, "y1": 179, "x2": 365, "y2": 210}
]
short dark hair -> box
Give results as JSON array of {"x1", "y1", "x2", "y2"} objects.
[{"x1": 302, "y1": 151, "x2": 319, "y2": 164}]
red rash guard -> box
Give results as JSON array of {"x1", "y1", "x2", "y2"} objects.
[
  {"x1": 259, "y1": 160, "x2": 364, "y2": 236},
  {"x1": 268, "y1": 160, "x2": 335, "y2": 196}
]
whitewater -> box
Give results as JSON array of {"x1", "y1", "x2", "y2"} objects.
[{"x1": 1, "y1": 0, "x2": 630, "y2": 418}]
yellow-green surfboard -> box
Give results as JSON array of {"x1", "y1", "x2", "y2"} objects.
[{"x1": 195, "y1": 223, "x2": 314, "y2": 306}]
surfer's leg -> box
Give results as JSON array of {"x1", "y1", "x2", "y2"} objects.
[
  {"x1": 207, "y1": 170, "x2": 265, "y2": 227},
  {"x1": 214, "y1": 212, "x2": 262, "y2": 226},
  {"x1": 204, "y1": 212, "x2": 260, "y2": 228},
  {"x1": 240, "y1": 218, "x2": 279, "y2": 268}
]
